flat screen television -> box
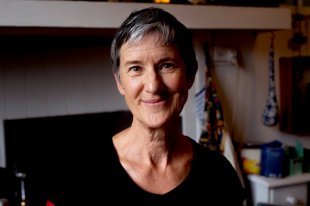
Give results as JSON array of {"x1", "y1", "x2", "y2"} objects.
[{"x1": 3, "y1": 110, "x2": 132, "y2": 205}]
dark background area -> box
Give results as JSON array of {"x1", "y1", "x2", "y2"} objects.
[{"x1": 1, "y1": 110, "x2": 132, "y2": 205}]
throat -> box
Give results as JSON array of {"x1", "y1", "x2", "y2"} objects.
[
  {"x1": 132, "y1": 161, "x2": 192, "y2": 195},
  {"x1": 120, "y1": 143, "x2": 193, "y2": 195}
]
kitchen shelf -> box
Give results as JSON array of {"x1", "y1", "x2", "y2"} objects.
[{"x1": 0, "y1": 1, "x2": 291, "y2": 33}]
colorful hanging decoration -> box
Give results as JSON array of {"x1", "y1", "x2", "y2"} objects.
[
  {"x1": 199, "y1": 43, "x2": 225, "y2": 152},
  {"x1": 262, "y1": 32, "x2": 279, "y2": 126},
  {"x1": 197, "y1": 43, "x2": 245, "y2": 187}
]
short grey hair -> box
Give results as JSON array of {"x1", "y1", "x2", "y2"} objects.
[{"x1": 110, "y1": 7, "x2": 198, "y2": 81}]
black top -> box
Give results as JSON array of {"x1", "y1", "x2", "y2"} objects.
[{"x1": 47, "y1": 136, "x2": 245, "y2": 206}]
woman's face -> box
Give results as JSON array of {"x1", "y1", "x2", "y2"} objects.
[{"x1": 115, "y1": 34, "x2": 193, "y2": 129}]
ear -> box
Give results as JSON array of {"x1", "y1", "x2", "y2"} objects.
[{"x1": 113, "y1": 72, "x2": 125, "y2": 96}]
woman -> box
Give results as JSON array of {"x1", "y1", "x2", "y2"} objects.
[{"x1": 46, "y1": 7, "x2": 245, "y2": 206}]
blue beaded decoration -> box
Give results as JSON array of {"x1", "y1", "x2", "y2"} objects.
[{"x1": 262, "y1": 33, "x2": 279, "y2": 126}]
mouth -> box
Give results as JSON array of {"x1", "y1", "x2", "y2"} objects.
[
  {"x1": 141, "y1": 98, "x2": 165, "y2": 104},
  {"x1": 141, "y1": 95, "x2": 169, "y2": 105}
]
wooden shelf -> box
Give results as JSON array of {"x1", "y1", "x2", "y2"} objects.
[{"x1": 0, "y1": 1, "x2": 291, "y2": 32}]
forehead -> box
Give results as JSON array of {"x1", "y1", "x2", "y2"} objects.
[
  {"x1": 119, "y1": 34, "x2": 179, "y2": 60},
  {"x1": 122, "y1": 36, "x2": 161, "y2": 53}
]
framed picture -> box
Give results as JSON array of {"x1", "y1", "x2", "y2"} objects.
[{"x1": 279, "y1": 56, "x2": 310, "y2": 134}]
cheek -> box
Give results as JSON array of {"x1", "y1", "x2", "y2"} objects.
[
  {"x1": 166, "y1": 75, "x2": 190, "y2": 107},
  {"x1": 165, "y1": 74, "x2": 188, "y2": 92},
  {"x1": 120, "y1": 78, "x2": 142, "y2": 97}
]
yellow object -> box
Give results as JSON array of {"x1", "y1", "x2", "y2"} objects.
[
  {"x1": 154, "y1": 0, "x2": 170, "y2": 3},
  {"x1": 243, "y1": 159, "x2": 260, "y2": 174},
  {"x1": 241, "y1": 148, "x2": 261, "y2": 174}
]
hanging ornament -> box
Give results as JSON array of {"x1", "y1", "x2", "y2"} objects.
[
  {"x1": 262, "y1": 32, "x2": 279, "y2": 126},
  {"x1": 199, "y1": 43, "x2": 225, "y2": 152}
]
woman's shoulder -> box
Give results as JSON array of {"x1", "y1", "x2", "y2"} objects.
[
  {"x1": 189, "y1": 138, "x2": 238, "y2": 174},
  {"x1": 190, "y1": 138, "x2": 225, "y2": 160},
  {"x1": 189, "y1": 138, "x2": 246, "y2": 204}
]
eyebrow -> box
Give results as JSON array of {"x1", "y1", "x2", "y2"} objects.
[
  {"x1": 123, "y1": 57, "x2": 177, "y2": 67},
  {"x1": 122, "y1": 60, "x2": 141, "y2": 67}
]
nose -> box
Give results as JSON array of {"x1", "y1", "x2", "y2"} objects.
[{"x1": 144, "y1": 68, "x2": 162, "y2": 93}]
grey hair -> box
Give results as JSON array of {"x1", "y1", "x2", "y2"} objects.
[{"x1": 110, "y1": 7, "x2": 198, "y2": 81}]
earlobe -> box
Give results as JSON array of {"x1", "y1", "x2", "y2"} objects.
[{"x1": 113, "y1": 72, "x2": 125, "y2": 95}]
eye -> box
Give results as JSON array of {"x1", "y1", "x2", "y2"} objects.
[
  {"x1": 160, "y1": 63, "x2": 175, "y2": 71},
  {"x1": 127, "y1": 65, "x2": 143, "y2": 77},
  {"x1": 129, "y1": 66, "x2": 142, "y2": 72}
]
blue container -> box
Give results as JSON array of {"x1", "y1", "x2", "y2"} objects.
[{"x1": 260, "y1": 140, "x2": 284, "y2": 178}]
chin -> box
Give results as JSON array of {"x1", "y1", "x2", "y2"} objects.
[
  {"x1": 144, "y1": 114, "x2": 179, "y2": 129},
  {"x1": 144, "y1": 120, "x2": 166, "y2": 129}
]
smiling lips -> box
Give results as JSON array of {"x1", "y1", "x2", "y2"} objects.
[
  {"x1": 142, "y1": 99, "x2": 165, "y2": 104},
  {"x1": 141, "y1": 96, "x2": 168, "y2": 105}
]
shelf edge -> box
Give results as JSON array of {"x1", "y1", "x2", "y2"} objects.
[{"x1": 0, "y1": 1, "x2": 292, "y2": 30}]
